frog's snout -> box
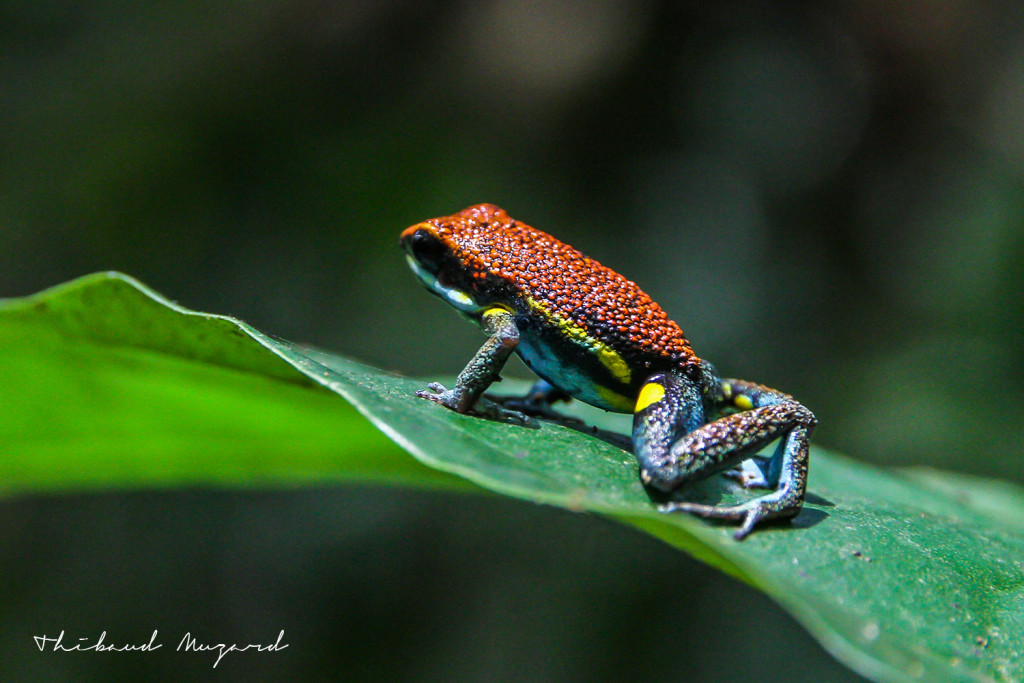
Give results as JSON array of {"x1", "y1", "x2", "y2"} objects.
[
  {"x1": 400, "y1": 223, "x2": 449, "y2": 271},
  {"x1": 399, "y1": 223, "x2": 428, "y2": 244}
]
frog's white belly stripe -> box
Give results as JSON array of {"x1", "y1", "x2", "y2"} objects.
[{"x1": 405, "y1": 254, "x2": 480, "y2": 313}]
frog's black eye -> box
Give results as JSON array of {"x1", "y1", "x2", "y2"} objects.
[{"x1": 404, "y1": 229, "x2": 449, "y2": 270}]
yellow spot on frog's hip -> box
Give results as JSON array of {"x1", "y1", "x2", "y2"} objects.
[
  {"x1": 734, "y1": 394, "x2": 754, "y2": 411},
  {"x1": 483, "y1": 306, "x2": 513, "y2": 319},
  {"x1": 635, "y1": 382, "x2": 665, "y2": 413}
]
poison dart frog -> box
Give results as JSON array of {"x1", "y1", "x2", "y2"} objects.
[{"x1": 400, "y1": 203, "x2": 816, "y2": 539}]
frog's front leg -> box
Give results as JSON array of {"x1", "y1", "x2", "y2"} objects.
[
  {"x1": 633, "y1": 372, "x2": 816, "y2": 540},
  {"x1": 416, "y1": 307, "x2": 529, "y2": 423}
]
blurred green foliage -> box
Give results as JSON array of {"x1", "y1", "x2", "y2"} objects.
[{"x1": 2, "y1": 1, "x2": 1022, "y2": 680}]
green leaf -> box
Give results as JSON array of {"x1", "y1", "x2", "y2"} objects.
[
  {"x1": 0, "y1": 272, "x2": 463, "y2": 493},
  {"x1": 4, "y1": 272, "x2": 1023, "y2": 682}
]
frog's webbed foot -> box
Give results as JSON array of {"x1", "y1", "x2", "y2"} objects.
[
  {"x1": 415, "y1": 381, "x2": 458, "y2": 409},
  {"x1": 416, "y1": 383, "x2": 531, "y2": 425},
  {"x1": 659, "y1": 498, "x2": 799, "y2": 540}
]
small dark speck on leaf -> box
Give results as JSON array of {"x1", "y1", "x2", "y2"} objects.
[{"x1": 510, "y1": 450, "x2": 528, "y2": 459}]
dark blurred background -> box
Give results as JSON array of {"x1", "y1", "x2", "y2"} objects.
[{"x1": 2, "y1": 1, "x2": 1022, "y2": 680}]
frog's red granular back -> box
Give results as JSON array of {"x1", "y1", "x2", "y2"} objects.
[{"x1": 420, "y1": 203, "x2": 699, "y2": 368}]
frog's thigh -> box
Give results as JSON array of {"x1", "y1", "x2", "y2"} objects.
[{"x1": 631, "y1": 371, "x2": 706, "y2": 492}]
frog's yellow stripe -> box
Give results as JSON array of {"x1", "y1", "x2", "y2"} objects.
[
  {"x1": 598, "y1": 386, "x2": 634, "y2": 413},
  {"x1": 525, "y1": 297, "x2": 632, "y2": 385},
  {"x1": 721, "y1": 382, "x2": 733, "y2": 400},
  {"x1": 734, "y1": 394, "x2": 754, "y2": 411},
  {"x1": 597, "y1": 348, "x2": 631, "y2": 385},
  {"x1": 634, "y1": 382, "x2": 665, "y2": 412}
]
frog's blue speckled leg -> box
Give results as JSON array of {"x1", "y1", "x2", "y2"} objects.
[
  {"x1": 487, "y1": 379, "x2": 576, "y2": 421},
  {"x1": 416, "y1": 307, "x2": 530, "y2": 423},
  {"x1": 633, "y1": 372, "x2": 816, "y2": 540}
]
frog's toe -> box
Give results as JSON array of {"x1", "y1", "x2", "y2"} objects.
[
  {"x1": 476, "y1": 397, "x2": 533, "y2": 426},
  {"x1": 660, "y1": 498, "x2": 799, "y2": 540},
  {"x1": 415, "y1": 384, "x2": 460, "y2": 409},
  {"x1": 499, "y1": 409, "x2": 532, "y2": 426},
  {"x1": 658, "y1": 500, "x2": 742, "y2": 519},
  {"x1": 487, "y1": 394, "x2": 581, "y2": 423},
  {"x1": 418, "y1": 382, "x2": 449, "y2": 396},
  {"x1": 660, "y1": 500, "x2": 757, "y2": 539}
]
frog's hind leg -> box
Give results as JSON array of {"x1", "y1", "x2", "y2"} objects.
[
  {"x1": 661, "y1": 417, "x2": 813, "y2": 540},
  {"x1": 488, "y1": 379, "x2": 577, "y2": 421},
  {"x1": 633, "y1": 374, "x2": 816, "y2": 540}
]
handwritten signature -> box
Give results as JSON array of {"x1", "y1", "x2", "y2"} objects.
[{"x1": 33, "y1": 630, "x2": 288, "y2": 668}]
